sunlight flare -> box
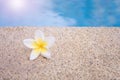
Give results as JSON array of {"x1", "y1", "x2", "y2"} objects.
[{"x1": 7, "y1": 0, "x2": 27, "y2": 12}]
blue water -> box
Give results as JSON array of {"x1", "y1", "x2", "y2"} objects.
[{"x1": 0, "y1": 0, "x2": 120, "y2": 27}]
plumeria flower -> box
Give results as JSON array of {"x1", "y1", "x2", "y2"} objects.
[{"x1": 23, "y1": 30, "x2": 55, "y2": 60}]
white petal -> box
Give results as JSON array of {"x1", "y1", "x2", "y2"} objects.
[
  {"x1": 35, "y1": 30, "x2": 44, "y2": 40},
  {"x1": 45, "y1": 36, "x2": 55, "y2": 48},
  {"x1": 30, "y1": 50, "x2": 40, "y2": 60},
  {"x1": 41, "y1": 51, "x2": 51, "y2": 59},
  {"x1": 23, "y1": 39, "x2": 34, "y2": 48}
]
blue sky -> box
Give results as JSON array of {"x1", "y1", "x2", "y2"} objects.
[{"x1": 0, "y1": 0, "x2": 120, "y2": 27}]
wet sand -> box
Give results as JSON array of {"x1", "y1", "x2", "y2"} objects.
[{"x1": 0, "y1": 27, "x2": 120, "y2": 80}]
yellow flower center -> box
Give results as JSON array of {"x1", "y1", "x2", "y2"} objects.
[{"x1": 32, "y1": 39, "x2": 48, "y2": 53}]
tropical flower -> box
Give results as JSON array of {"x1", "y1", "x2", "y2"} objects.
[{"x1": 23, "y1": 30, "x2": 55, "y2": 60}]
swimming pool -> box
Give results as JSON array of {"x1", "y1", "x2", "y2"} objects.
[{"x1": 0, "y1": 0, "x2": 120, "y2": 27}]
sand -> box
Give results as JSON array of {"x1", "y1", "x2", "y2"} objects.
[{"x1": 0, "y1": 27, "x2": 120, "y2": 80}]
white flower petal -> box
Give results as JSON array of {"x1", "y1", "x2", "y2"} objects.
[
  {"x1": 41, "y1": 51, "x2": 51, "y2": 59},
  {"x1": 35, "y1": 30, "x2": 44, "y2": 40},
  {"x1": 23, "y1": 39, "x2": 34, "y2": 48},
  {"x1": 30, "y1": 50, "x2": 40, "y2": 60},
  {"x1": 45, "y1": 36, "x2": 55, "y2": 48}
]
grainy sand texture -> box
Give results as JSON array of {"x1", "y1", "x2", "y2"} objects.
[{"x1": 0, "y1": 27, "x2": 120, "y2": 80}]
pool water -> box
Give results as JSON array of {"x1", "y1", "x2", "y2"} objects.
[
  {"x1": 0, "y1": 0, "x2": 120, "y2": 27},
  {"x1": 54, "y1": 0, "x2": 120, "y2": 26}
]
